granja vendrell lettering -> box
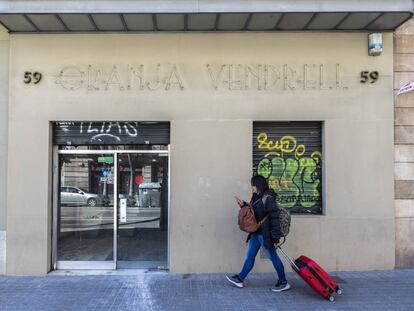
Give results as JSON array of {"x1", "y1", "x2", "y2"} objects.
[{"x1": 55, "y1": 63, "x2": 348, "y2": 91}]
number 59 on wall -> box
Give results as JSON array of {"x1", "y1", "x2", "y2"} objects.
[
  {"x1": 360, "y1": 71, "x2": 379, "y2": 84},
  {"x1": 23, "y1": 71, "x2": 42, "y2": 84}
]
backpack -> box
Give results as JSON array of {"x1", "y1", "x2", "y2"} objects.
[
  {"x1": 238, "y1": 195, "x2": 291, "y2": 236},
  {"x1": 238, "y1": 199, "x2": 269, "y2": 233},
  {"x1": 261, "y1": 194, "x2": 291, "y2": 239},
  {"x1": 277, "y1": 205, "x2": 291, "y2": 238}
]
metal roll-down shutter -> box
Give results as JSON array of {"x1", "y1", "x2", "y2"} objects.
[
  {"x1": 53, "y1": 121, "x2": 170, "y2": 145},
  {"x1": 253, "y1": 121, "x2": 322, "y2": 214}
]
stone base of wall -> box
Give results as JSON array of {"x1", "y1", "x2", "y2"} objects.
[
  {"x1": 0, "y1": 231, "x2": 5, "y2": 274},
  {"x1": 396, "y1": 219, "x2": 414, "y2": 267},
  {"x1": 395, "y1": 200, "x2": 414, "y2": 267}
]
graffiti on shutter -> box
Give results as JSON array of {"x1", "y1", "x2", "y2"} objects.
[
  {"x1": 253, "y1": 122, "x2": 322, "y2": 215},
  {"x1": 53, "y1": 121, "x2": 170, "y2": 145}
]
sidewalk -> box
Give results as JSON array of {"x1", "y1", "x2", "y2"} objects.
[{"x1": 1, "y1": 269, "x2": 414, "y2": 311}]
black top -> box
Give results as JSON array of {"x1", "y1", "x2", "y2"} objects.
[{"x1": 246, "y1": 189, "x2": 281, "y2": 249}]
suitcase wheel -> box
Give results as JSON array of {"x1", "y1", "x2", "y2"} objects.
[
  {"x1": 328, "y1": 296, "x2": 335, "y2": 302},
  {"x1": 336, "y1": 289, "x2": 342, "y2": 295}
]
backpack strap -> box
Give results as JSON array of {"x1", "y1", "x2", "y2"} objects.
[
  {"x1": 257, "y1": 194, "x2": 271, "y2": 224},
  {"x1": 261, "y1": 194, "x2": 271, "y2": 206},
  {"x1": 258, "y1": 214, "x2": 269, "y2": 225}
]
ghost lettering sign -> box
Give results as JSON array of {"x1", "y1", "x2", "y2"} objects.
[
  {"x1": 51, "y1": 63, "x2": 353, "y2": 92},
  {"x1": 27, "y1": 63, "x2": 377, "y2": 91},
  {"x1": 55, "y1": 64, "x2": 184, "y2": 91}
]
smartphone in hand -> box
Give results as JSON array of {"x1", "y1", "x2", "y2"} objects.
[{"x1": 234, "y1": 196, "x2": 244, "y2": 207}]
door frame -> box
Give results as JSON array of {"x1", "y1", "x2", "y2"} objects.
[{"x1": 52, "y1": 148, "x2": 170, "y2": 270}]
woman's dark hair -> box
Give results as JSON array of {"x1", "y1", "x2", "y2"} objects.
[{"x1": 251, "y1": 175, "x2": 269, "y2": 193}]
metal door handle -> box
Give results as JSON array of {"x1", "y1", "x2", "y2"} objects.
[{"x1": 120, "y1": 198, "x2": 127, "y2": 223}]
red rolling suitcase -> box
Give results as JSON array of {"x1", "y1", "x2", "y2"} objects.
[{"x1": 277, "y1": 246, "x2": 342, "y2": 302}]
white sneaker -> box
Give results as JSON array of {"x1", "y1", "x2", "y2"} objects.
[
  {"x1": 271, "y1": 280, "x2": 291, "y2": 292},
  {"x1": 226, "y1": 274, "x2": 244, "y2": 288}
]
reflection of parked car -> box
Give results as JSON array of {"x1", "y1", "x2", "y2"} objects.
[{"x1": 60, "y1": 186, "x2": 110, "y2": 207}]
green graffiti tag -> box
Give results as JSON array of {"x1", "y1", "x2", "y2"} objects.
[
  {"x1": 256, "y1": 133, "x2": 322, "y2": 211},
  {"x1": 258, "y1": 158, "x2": 272, "y2": 178}
]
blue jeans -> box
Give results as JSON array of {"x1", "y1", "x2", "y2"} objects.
[{"x1": 238, "y1": 233, "x2": 286, "y2": 282}]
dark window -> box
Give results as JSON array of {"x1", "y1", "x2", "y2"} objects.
[{"x1": 253, "y1": 121, "x2": 323, "y2": 215}]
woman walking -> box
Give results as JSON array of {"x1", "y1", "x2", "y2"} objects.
[{"x1": 226, "y1": 175, "x2": 290, "y2": 292}]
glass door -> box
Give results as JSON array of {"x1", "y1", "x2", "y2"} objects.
[
  {"x1": 56, "y1": 153, "x2": 116, "y2": 269},
  {"x1": 53, "y1": 149, "x2": 169, "y2": 270},
  {"x1": 117, "y1": 152, "x2": 169, "y2": 269}
]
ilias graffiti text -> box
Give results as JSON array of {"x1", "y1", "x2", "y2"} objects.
[
  {"x1": 57, "y1": 121, "x2": 139, "y2": 143},
  {"x1": 54, "y1": 63, "x2": 348, "y2": 91}
]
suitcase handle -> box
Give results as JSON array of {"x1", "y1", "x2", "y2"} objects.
[{"x1": 277, "y1": 246, "x2": 300, "y2": 272}]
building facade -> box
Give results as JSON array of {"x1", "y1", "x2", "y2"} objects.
[{"x1": 0, "y1": 0, "x2": 413, "y2": 275}]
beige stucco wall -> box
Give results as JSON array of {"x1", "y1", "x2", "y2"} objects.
[
  {"x1": 6, "y1": 33, "x2": 394, "y2": 275},
  {"x1": 0, "y1": 25, "x2": 9, "y2": 275}
]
